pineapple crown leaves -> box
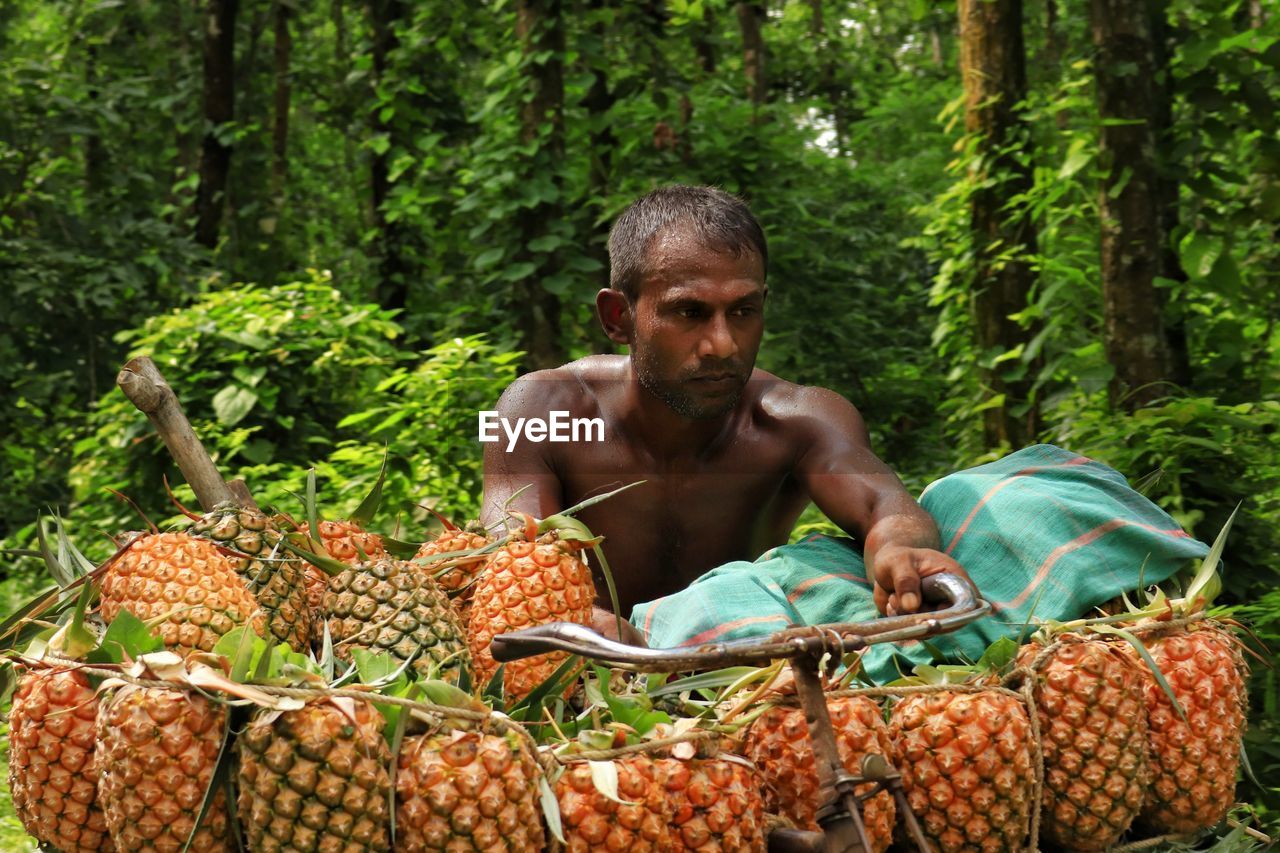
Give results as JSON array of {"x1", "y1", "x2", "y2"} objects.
[
  {"x1": 277, "y1": 532, "x2": 351, "y2": 577},
  {"x1": 885, "y1": 637, "x2": 1019, "y2": 687}
]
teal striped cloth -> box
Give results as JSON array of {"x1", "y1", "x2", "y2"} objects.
[{"x1": 629, "y1": 445, "x2": 1208, "y2": 683}]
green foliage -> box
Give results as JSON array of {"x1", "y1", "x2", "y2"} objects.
[{"x1": 58, "y1": 277, "x2": 513, "y2": 553}]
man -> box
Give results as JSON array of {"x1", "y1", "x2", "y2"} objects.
[{"x1": 482, "y1": 185, "x2": 974, "y2": 644}]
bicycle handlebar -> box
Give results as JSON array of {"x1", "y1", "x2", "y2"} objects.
[{"x1": 489, "y1": 572, "x2": 987, "y2": 672}]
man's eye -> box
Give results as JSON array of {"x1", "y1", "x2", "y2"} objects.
[
  {"x1": 679, "y1": 307, "x2": 703, "y2": 319},
  {"x1": 733, "y1": 306, "x2": 758, "y2": 317}
]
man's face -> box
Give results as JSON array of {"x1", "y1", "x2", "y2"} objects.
[{"x1": 628, "y1": 226, "x2": 767, "y2": 420}]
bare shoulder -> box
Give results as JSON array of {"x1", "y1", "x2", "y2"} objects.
[
  {"x1": 496, "y1": 355, "x2": 622, "y2": 417},
  {"x1": 753, "y1": 374, "x2": 865, "y2": 432}
]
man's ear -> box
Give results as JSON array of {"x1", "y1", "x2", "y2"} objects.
[{"x1": 596, "y1": 288, "x2": 633, "y2": 345}]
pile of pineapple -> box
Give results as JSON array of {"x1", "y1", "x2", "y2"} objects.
[{"x1": 3, "y1": 485, "x2": 1256, "y2": 853}]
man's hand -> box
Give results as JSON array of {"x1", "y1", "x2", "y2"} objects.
[
  {"x1": 591, "y1": 605, "x2": 648, "y2": 647},
  {"x1": 870, "y1": 544, "x2": 973, "y2": 616}
]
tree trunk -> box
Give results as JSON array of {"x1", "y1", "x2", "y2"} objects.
[
  {"x1": 736, "y1": 1, "x2": 766, "y2": 111},
  {"x1": 958, "y1": 0, "x2": 1041, "y2": 448},
  {"x1": 194, "y1": 0, "x2": 238, "y2": 249},
  {"x1": 1148, "y1": 0, "x2": 1192, "y2": 387},
  {"x1": 271, "y1": 1, "x2": 291, "y2": 213},
  {"x1": 515, "y1": 0, "x2": 567, "y2": 371},
  {"x1": 583, "y1": 0, "x2": 615, "y2": 302},
  {"x1": 369, "y1": 0, "x2": 409, "y2": 312},
  {"x1": 693, "y1": 4, "x2": 717, "y2": 75},
  {"x1": 1090, "y1": 0, "x2": 1179, "y2": 409},
  {"x1": 807, "y1": 0, "x2": 851, "y2": 153}
]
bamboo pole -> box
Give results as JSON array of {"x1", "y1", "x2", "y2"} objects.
[{"x1": 116, "y1": 356, "x2": 252, "y2": 511}]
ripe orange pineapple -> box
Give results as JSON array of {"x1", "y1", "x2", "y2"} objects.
[
  {"x1": 99, "y1": 531, "x2": 265, "y2": 654},
  {"x1": 656, "y1": 743, "x2": 767, "y2": 852},
  {"x1": 95, "y1": 683, "x2": 230, "y2": 852},
  {"x1": 557, "y1": 753, "x2": 672, "y2": 851},
  {"x1": 1135, "y1": 622, "x2": 1247, "y2": 834},
  {"x1": 238, "y1": 698, "x2": 391, "y2": 851},
  {"x1": 190, "y1": 501, "x2": 310, "y2": 652},
  {"x1": 1016, "y1": 637, "x2": 1148, "y2": 850},
  {"x1": 415, "y1": 523, "x2": 490, "y2": 622},
  {"x1": 889, "y1": 689, "x2": 1034, "y2": 852},
  {"x1": 8, "y1": 666, "x2": 112, "y2": 852},
  {"x1": 467, "y1": 524, "x2": 595, "y2": 700},
  {"x1": 320, "y1": 556, "x2": 472, "y2": 683},
  {"x1": 396, "y1": 727, "x2": 545, "y2": 851},
  {"x1": 742, "y1": 695, "x2": 895, "y2": 850}
]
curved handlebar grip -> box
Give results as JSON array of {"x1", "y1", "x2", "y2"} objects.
[{"x1": 920, "y1": 571, "x2": 976, "y2": 611}]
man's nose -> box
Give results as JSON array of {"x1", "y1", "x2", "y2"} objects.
[{"x1": 698, "y1": 314, "x2": 738, "y2": 360}]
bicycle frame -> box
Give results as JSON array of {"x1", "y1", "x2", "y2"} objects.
[{"x1": 491, "y1": 573, "x2": 990, "y2": 853}]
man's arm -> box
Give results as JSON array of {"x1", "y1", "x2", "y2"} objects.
[
  {"x1": 481, "y1": 374, "x2": 645, "y2": 644},
  {"x1": 481, "y1": 373, "x2": 565, "y2": 526},
  {"x1": 792, "y1": 387, "x2": 972, "y2": 614}
]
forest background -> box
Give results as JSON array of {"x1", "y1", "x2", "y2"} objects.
[{"x1": 1, "y1": 0, "x2": 1278, "y2": 837}]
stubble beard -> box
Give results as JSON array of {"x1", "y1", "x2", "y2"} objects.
[{"x1": 632, "y1": 346, "x2": 743, "y2": 420}]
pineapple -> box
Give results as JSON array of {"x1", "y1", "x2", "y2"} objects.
[
  {"x1": 396, "y1": 727, "x2": 545, "y2": 851},
  {"x1": 656, "y1": 746, "x2": 767, "y2": 852},
  {"x1": 557, "y1": 753, "x2": 672, "y2": 851},
  {"x1": 889, "y1": 689, "x2": 1035, "y2": 852},
  {"x1": 8, "y1": 666, "x2": 113, "y2": 852},
  {"x1": 415, "y1": 523, "x2": 490, "y2": 623},
  {"x1": 321, "y1": 556, "x2": 472, "y2": 684},
  {"x1": 302, "y1": 519, "x2": 389, "y2": 621},
  {"x1": 95, "y1": 683, "x2": 230, "y2": 852},
  {"x1": 467, "y1": 525, "x2": 595, "y2": 700},
  {"x1": 742, "y1": 695, "x2": 895, "y2": 850},
  {"x1": 238, "y1": 698, "x2": 391, "y2": 851},
  {"x1": 99, "y1": 531, "x2": 265, "y2": 654},
  {"x1": 191, "y1": 501, "x2": 311, "y2": 652},
  {"x1": 1136, "y1": 623, "x2": 1247, "y2": 834},
  {"x1": 1016, "y1": 637, "x2": 1147, "y2": 850}
]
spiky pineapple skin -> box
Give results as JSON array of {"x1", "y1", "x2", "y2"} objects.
[
  {"x1": 95, "y1": 684, "x2": 230, "y2": 852},
  {"x1": 468, "y1": 534, "x2": 595, "y2": 700},
  {"x1": 237, "y1": 699, "x2": 391, "y2": 852},
  {"x1": 303, "y1": 520, "x2": 388, "y2": 640},
  {"x1": 1017, "y1": 638, "x2": 1148, "y2": 850},
  {"x1": 321, "y1": 557, "x2": 472, "y2": 683},
  {"x1": 1137, "y1": 623, "x2": 1247, "y2": 834},
  {"x1": 557, "y1": 754, "x2": 672, "y2": 851},
  {"x1": 890, "y1": 689, "x2": 1034, "y2": 853},
  {"x1": 415, "y1": 528, "x2": 489, "y2": 622},
  {"x1": 396, "y1": 728, "x2": 545, "y2": 852},
  {"x1": 191, "y1": 502, "x2": 311, "y2": 652},
  {"x1": 742, "y1": 695, "x2": 895, "y2": 850},
  {"x1": 100, "y1": 532, "x2": 265, "y2": 655},
  {"x1": 656, "y1": 754, "x2": 767, "y2": 852},
  {"x1": 8, "y1": 667, "x2": 113, "y2": 852}
]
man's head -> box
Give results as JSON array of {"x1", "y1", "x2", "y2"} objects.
[{"x1": 598, "y1": 186, "x2": 768, "y2": 420}]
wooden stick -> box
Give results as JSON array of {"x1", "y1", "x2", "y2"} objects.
[{"x1": 116, "y1": 356, "x2": 237, "y2": 511}]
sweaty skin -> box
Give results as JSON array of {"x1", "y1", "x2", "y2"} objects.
[{"x1": 482, "y1": 224, "x2": 971, "y2": 643}]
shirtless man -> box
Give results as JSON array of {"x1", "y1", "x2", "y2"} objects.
[{"x1": 482, "y1": 186, "x2": 971, "y2": 643}]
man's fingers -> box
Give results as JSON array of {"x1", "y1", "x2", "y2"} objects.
[{"x1": 892, "y1": 560, "x2": 921, "y2": 613}]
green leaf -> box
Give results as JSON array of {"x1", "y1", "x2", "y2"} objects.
[
  {"x1": 1179, "y1": 233, "x2": 1223, "y2": 280},
  {"x1": 538, "y1": 775, "x2": 565, "y2": 844},
  {"x1": 1058, "y1": 141, "x2": 1092, "y2": 179},
  {"x1": 500, "y1": 261, "x2": 538, "y2": 282},
  {"x1": 350, "y1": 449, "x2": 389, "y2": 527},
  {"x1": 976, "y1": 637, "x2": 1018, "y2": 673},
  {"x1": 88, "y1": 609, "x2": 165, "y2": 664},
  {"x1": 527, "y1": 235, "x2": 563, "y2": 253},
  {"x1": 212, "y1": 385, "x2": 259, "y2": 426}
]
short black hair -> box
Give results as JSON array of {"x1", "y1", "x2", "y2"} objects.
[{"x1": 607, "y1": 185, "x2": 768, "y2": 301}]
